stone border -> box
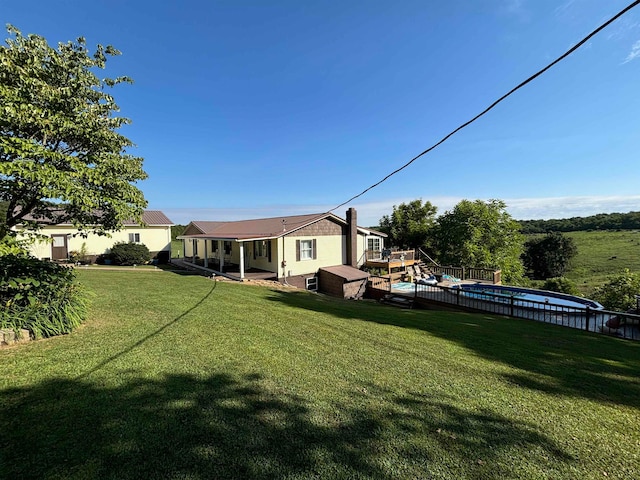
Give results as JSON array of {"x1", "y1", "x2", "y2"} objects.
[{"x1": 0, "y1": 329, "x2": 31, "y2": 347}]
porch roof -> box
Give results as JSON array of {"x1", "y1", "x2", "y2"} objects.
[{"x1": 179, "y1": 212, "x2": 387, "y2": 242}]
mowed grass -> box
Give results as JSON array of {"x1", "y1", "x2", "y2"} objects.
[
  {"x1": 1, "y1": 270, "x2": 639, "y2": 479},
  {"x1": 563, "y1": 230, "x2": 640, "y2": 294},
  {"x1": 171, "y1": 239, "x2": 182, "y2": 258}
]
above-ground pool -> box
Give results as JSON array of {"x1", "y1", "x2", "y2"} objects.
[{"x1": 452, "y1": 284, "x2": 603, "y2": 310}]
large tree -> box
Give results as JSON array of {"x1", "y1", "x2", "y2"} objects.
[
  {"x1": 378, "y1": 199, "x2": 437, "y2": 249},
  {"x1": 432, "y1": 199, "x2": 524, "y2": 282},
  {"x1": 522, "y1": 232, "x2": 577, "y2": 280},
  {"x1": 0, "y1": 25, "x2": 147, "y2": 240}
]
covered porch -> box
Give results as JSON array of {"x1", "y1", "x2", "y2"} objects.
[
  {"x1": 172, "y1": 258, "x2": 277, "y2": 282},
  {"x1": 177, "y1": 236, "x2": 278, "y2": 281}
]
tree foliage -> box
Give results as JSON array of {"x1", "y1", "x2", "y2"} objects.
[
  {"x1": 519, "y1": 211, "x2": 640, "y2": 234},
  {"x1": 593, "y1": 269, "x2": 640, "y2": 311},
  {"x1": 378, "y1": 199, "x2": 437, "y2": 249},
  {"x1": 522, "y1": 232, "x2": 577, "y2": 280},
  {"x1": 541, "y1": 277, "x2": 580, "y2": 296},
  {"x1": 432, "y1": 199, "x2": 524, "y2": 282},
  {"x1": 171, "y1": 224, "x2": 186, "y2": 241},
  {"x1": 0, "y1": 25, "x2": 147, "y2": 240}
]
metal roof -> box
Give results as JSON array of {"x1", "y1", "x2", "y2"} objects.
[
  {"x1": 319, "y1": 265, "x2": 371, "y2": 282},
  {"x1": 179, "y1": 212, "x2": 387, "y2": 241},
  {"x1": 20, "y1": 209, "x2": 173, "y2": 226}
]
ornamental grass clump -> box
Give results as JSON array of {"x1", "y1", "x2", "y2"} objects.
[{"x1": 0, "y1": 255, "x2": 89, "y2": 338}]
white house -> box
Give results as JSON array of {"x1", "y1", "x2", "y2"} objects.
[
  {"x1": 178, "y1": 208, "x2": 386, "y2": 290},
  {"x1": 20, "y1": 210, "x2": 173, "y2": 261}
]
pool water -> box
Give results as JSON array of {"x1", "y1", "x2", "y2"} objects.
[
  {"x1": 392, "y1": 282, "x2": 415, "y2": 292},
  {"x1": 455, "y1": 284, "x2": 603, "y2": 310}
]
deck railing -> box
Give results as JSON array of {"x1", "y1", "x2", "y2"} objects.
[
  {"x1": 367, "y1": 281, "x2": 639, "y2": 341},
  {"x1": 365, "y1": 249, "x2": 416, "y2": 262}
]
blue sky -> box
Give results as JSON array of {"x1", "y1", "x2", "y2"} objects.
[{"x1": 4, "y1": 0, "x2": 640, "y2": 226}]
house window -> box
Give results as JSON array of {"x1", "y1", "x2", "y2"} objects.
[
  {"x1": 305, "y1": 276, "x2": 318, "y2": 291},
  {"x1": 224, "y1": 241, "x2": 232, "y2": 255},
  {"x1": 255, "y1": 240, "x2": 268, "y2": 257},
  {"x1": 367, "y1": 237, "x2": 381, "y2": 253},
  {"x1": 296, "y1": 239, "x2": 316, "y2": 261},
  {"x1": 52, "y1": 236, "x2": 66, "y2": 247},
  {"x1": 212, "y1": 241, "x2": 218, "y2": 253},
  {"x1": 300, "y1": 240, "x2": 313, "y2": 260},
  {"x1": 193, "y1": 240, "x2": 198, "y2": 255},
  {"x1": 129, "y1": 233, "x2": 140, "y2": 243}
]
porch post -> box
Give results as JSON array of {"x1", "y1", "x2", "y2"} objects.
[
  {"x1": 219, "y1": 240, "x2": 224, "y2": 272},
  {"x1": 239, "y1": 241, "x2": 245, "y2": 280},
  {"x1": 204, "y1": 240, "x2": 208, "y2": 268},
  {"x1": 192, "y1": 240, "x2": 196, "y2": 264}
]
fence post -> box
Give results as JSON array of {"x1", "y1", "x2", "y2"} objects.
[{"x1": 585, "y1": 307, "x2": 590, "y2": 332}]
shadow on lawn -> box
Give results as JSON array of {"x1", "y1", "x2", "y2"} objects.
[
  {"x1": 265, "y1": 290, "x2": 640, "y2": 409},
  {"x1": 0, "y1": 373, "x2": 572, "y2": 479}
]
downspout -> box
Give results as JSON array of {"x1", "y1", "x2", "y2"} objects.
[{"x1": 282, "y1": 231, "x2": 291, "y2": 286}]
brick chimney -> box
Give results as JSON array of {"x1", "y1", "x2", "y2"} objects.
[{"x1": 346, "y1": 208, "x2": 358, "y2": 267}]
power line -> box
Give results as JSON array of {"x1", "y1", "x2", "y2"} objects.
[{"x1": 329, "y1": 0, "x2": 640, "y2": 214}]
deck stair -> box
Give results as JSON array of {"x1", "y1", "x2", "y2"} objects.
[{"x1": 381, "y1": 294, "x2": 414, "y2": 309}]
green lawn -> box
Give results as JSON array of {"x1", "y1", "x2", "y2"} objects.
[
  {"x1": 171, "y1": 239, "x2": 182, "y2": 258},
  {"x1": 564, "y1": 230, "x2": 640, "y2": 294},
  {"x1": 1, "y1": 270, "x2": 639, "y2": 479}
]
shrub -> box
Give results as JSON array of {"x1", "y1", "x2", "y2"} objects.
[
  {"x1": 542, "y1": 277, "x2": 581, "y2": 296},
  {"x1": 593, "y1": 269, "x2": 640, "y2": 311},
  {"x1": 0, "y1": 235, "x2": 31, "y2": 256},
  {"x1": 110, "y1": 242, "x2": 151, "y2": 265},
  {"x1": 0, "y1": 255, "x2": 89, "y2": 338}
]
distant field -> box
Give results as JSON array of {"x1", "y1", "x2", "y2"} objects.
[
  {"x1": 557, "y1": 230, "x2": 640, "y2": 294},
  {"x1": 171, "y1": 239, "x2": 182, "y2": 258}
]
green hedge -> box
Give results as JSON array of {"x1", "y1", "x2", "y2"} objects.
[
  {"x1": 0, "y1": 255, "x2": 89, "y2": 338},
  {"x1": 110, "y1": 242, "x2": 151, "y2": 265}
]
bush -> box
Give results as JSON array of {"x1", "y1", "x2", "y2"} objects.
[
  {"x1": 0, "y1": 255, "x2": 89, "y2": 338},
  {"x1": 542, "y1": 277, "x2": 581, "y2": 296},
  {"x1": 593, "y1": 269, "x2": 640, "y2": 311},
  {"x1": 110, "y1": 242, "x2": 151, "y2": 265},
  {"x1": 0, "y1": 235, "x2": 31, "y2": 256}
]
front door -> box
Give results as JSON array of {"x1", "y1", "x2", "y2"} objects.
[{"x1": 51, "y1": 235, "x2": 68, "y2": 260}]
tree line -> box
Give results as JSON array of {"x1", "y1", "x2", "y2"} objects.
[{"x1": 519, "y1": 211, "x2": 640, "y2": 234}]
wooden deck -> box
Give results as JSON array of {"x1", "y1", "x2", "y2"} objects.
[{"x1": 365, "y1": 259, "x2": 417, "y2": 274}]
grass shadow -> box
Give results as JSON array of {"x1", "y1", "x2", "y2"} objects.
[
  {"x1": 0, "y1": 373, "x2": 573, "y2": 479},
  {"x1": 264, "y1": 289, "x2": 640, "y2": 408}
]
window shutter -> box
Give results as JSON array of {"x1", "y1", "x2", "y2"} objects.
[
  {"x1": 267, "y1": 240, "x2": 272, "y2": 262},
  {"x1": 253, "y1": 241, "x2": 257, "y2": 259},
  {"x1": 296, "y1": 240, "x2": 301, "y2": 261},
  {"x1": 312, "y1": 239, "x2": 317, "y2": 259}
]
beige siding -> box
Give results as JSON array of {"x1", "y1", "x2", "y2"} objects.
[
  {"x1": 25, "y1": 226, "x2": 171, "y2": 259},
  {"x1": 282, "y1": 234, "x2": 343, "y2": 277}
]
